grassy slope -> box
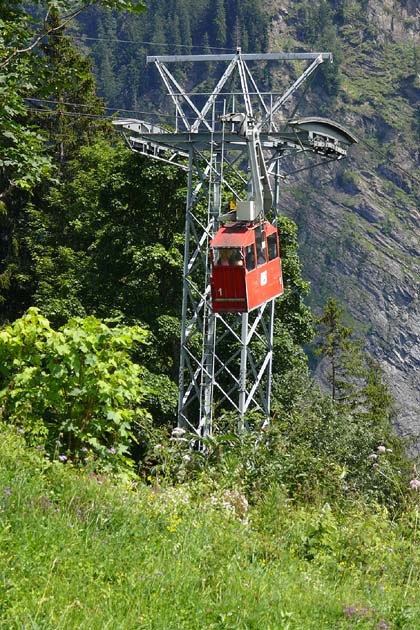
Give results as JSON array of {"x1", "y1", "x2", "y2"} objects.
[{"x1": 1, "y1": 426, "x2": 420, "y2": 629}]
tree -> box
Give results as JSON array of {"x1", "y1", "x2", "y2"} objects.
[
  {"x1": 295, "y1": 0, "x2": 342, "y2": 98},
  {"x1": 270, "y1": 216, "x2": 315, "y2": 413},
  {"x1": 358, "y1": 357, "x2": 396, "y2": 427},
  {"x1": 316, "y1": 297, "x2": 365, "y2": 402},
  {"x1": 0, "y1": 0, "x2": 144, "y2": 191},
  {"x1": 0, "y1": 3, "x2": 53, "y2": 194},
  {"x1": 210, "y1": 0, "x2": 227, "y2": 49},
  {"x1": 93, "y1": 12, "x2": 121, "y2": 107},
  {"x1": 35, "y1": 11, "x2": 111, "y2": 167},
  {"x1": 0, "y1": 0, "x2": 145, "y2": 72},
  {"x1": 0, "y1": 4, "x2": 117, "y2": 322}
]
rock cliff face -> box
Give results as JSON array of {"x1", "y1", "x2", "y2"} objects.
[{"x1": 266, "y1": 0, "x2": 420, "y2": 438}]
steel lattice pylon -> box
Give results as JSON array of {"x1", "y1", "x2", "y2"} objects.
[{"x1": 113, "y1": 49, "x2": 357, "y2": 436}]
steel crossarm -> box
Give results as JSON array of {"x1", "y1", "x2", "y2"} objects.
[
  {"x1": 146, "y1": 52, "x2": 333, "y2": 63},
  {"x1": 263, "y1": 54, "x2": 325, "y2": 127},
  {"x1": 156, "y1": 61, "x2": 213, "y2": 133},
  {"x1": 243, "y1": 60, "x2": 273, "y2": 126},
  {"x1": 190, "y1": 56, "x2": 239, "y2": 133}
]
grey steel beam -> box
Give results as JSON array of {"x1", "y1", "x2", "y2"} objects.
[
  {"x1": 147, "y1": 53, "x2": 333, "y2": 63},
  {"x1": 263, "y1": 54, "x2": 324, "y2": 125}
]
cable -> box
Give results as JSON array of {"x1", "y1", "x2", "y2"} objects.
[
  {"x1": 26, "y1": 107, "x2": 109, "y2": 119},
  {"x1": 26, "y1": 97, "x2": 178, "y2": 119},
  {"x1": 55, "y1": 34, "x2": 236, "y2": 52}
]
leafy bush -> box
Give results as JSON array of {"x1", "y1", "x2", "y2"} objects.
[
  {"x1": 144, "y1": 392, "x2": 412, "y2": 513},
  {"x1": 0, "y1": 308, "x2": 151, "y2": 469}
]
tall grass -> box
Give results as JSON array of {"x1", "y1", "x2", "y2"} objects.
[{"x1": 1, "y1": 426, "x2": 419, "y2": 629}]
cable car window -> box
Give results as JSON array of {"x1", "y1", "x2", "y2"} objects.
[
  {"x1": 255, "y1": 224, "x2": 267, "y2": 266},
  {"x1": 245, "y1": 245, "x2": 256, "y2": 271},
  {"x1": 267, "y1": 234, "x2": 278, "y2": 260},
  {"x1": 214, "y1": 248, "x2": 243, "y2": 266}
]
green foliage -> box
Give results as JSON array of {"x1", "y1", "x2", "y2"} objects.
[
  {"x1": 78, "y1": 0, "x2": 269, "y2": 109},
  {"x1": 145, "y1": 386, "x2": 411, "y2": 513},
  {"x1": 33, "y1": 12, "x2": 112, "y2": 167},
  {"x1": 0, "y1": 0, "x2": 145, "y2": 323},
  {"x1": 270, "y1": 215, "x2": 314, "y2": 411},
  {"x1": 0, "y1": 67, "x2": 53, "y2": 191},
  {"x1": 1, "y1": 424, "x2": 420, "y2": 629},
  {"x1": 316, "y1": 297, "x2": 363, "y2": 402},
  {"x1": 0, "y1": 140, "x2": 186, "y2": 327},
  {"x1": 315, "y1": 297, "x2": 398, "y2": 437},
  {"x1": 0, "y1": 0, "x2": 144, "y2": 188},
  {"x1": 0, "y1": 308, "x2": 151, "y2": 469},
  {"x1": 293, "y1": 0, "x2": 342, "y2": 98},
  {"x1": 276, "y1": 215, "x2": 313, "y2": 345}
]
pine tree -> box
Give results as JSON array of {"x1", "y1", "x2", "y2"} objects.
[
  {"x1": 359, "y1": 358, "x2": 396, "y2": 426},
  {"x1": 94, "y1": 13, "x2": 121, "y2": 107},
  {"x1": 211, "y1": 0, "x2": 227, "y2": 49},
  {"x1": 316, "y1": 297, "x2": 365, "y2": 402},
  {"x1": 35, "y1": 11, "x2": 110, "y2": 168}
]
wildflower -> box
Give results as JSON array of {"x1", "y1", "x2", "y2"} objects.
[
  {"x1": 17, "y1": 428, "x2": 25, "y2": 434},
  {"x1": 182, "y1": 454, "x2": 191, "y2": 462},
  {"x1": 409, "y1": 478, "x2": 420, "y2": 490},
  {"x1": 36, "y1": 445, "x2": 43, "y2": 451},
  {"x1": 171, "y1": 427, "x2": 186, "y2": 438},
  {"x1": 107, "y1": 448, "x2": 116, "y2": 455},
  {"x1": 222, "y1": 489, "x2": 249, "y2": 518},
  {"x1": 55, "y1": 439, "x2": 61, "y2": 446},
  {"x1": 4, "y1": 487, "x2": 11, "y2": 497},
  {"x1": 154, "y1": 444, "x2": 164, "y2": 451},
  {"x1": 368, "y1": 453, "x2": 378, "y2": 459},
  {"x1": 377, "y1": 445, "x2": 387, "y2": 453},
  {"x1": 58, "y1": 455, "x2": 67, "y2": 463}
]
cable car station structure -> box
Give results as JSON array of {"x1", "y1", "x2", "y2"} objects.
[{"x1": 114, "y1": 49, "x2": 357, "y2": 437}]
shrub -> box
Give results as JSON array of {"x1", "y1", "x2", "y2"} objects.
[{"x1": 0, "y1": 308, "x2": 151, "y2": 469}]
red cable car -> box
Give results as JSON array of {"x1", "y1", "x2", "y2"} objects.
[{"x1": 210, "y1": 221, "x2": 284, "y2": 313}]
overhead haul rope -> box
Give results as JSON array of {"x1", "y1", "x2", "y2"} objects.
[{"x1": 54, "y1": 34, "x2": 236, "y2": 52}]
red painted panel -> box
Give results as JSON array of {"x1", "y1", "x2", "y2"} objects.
[
  {"x1": 211, "y1": 266, "x2": 247, "y2": 312},
  {"x1": 246, "y1": 258, "x2": 283, "y2": 311},
  {"x1": 211, "y1": 223, "x2": 255, "y2": 248}
]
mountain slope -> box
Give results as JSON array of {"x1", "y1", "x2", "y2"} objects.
[{"x1": 266, "y1": 0, "x2": 419, "y2": 438}]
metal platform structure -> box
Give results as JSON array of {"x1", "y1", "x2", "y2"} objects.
[{"x1": 113, "y1": 48, "x2": 357, "y2": 437}]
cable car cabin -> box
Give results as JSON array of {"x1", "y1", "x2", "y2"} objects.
[{"x1": 210, "y1": 221, "x2": 284, "y2": 313}]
